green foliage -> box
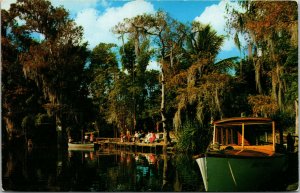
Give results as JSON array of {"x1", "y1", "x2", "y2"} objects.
[
  {"x1": 175, "y1": 120, "x2": 212, "y2": 154},
  {"x1": 173, "y1": 154, "x2": 201, "y2": 185},
  {"x1": 21, "y1": 115, "x2": 35, "y2": 129},
  {"x1": 226, "y1": 0, "x2": 298, "y2": 133},
  {"x1": 271, "y1": 111, "x2": 295, "y2": 133},
  {"x1": 35, "y1": 113, "x2": 52, "y2": 126},
  {"x1": 2, "y1": 0, "x2": 297, "y2": 151},
  {"x1": 2, "y1": 0, "x2": 92, "y2": 146}
]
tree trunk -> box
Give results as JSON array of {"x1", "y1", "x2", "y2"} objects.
[
  {"x1": 254, "y1": 58, "x2": 262, "y2": 94},
  {"x1": 161, "y1": 63, "x2": 168, "y2": 153},
  {"x1": 295, "y1": 99, "x2": 298, "y2": 136},
  {"x1": 240, "y1": 59, "x2": 243, "y2": 77},
  {"x1": 271, "y1": 69, "x2": 278, "y2": 101},
  {"x1": 277, "y1": 64, "x2": 284, "y2": 110},
  {"x1": 56, "y1": 113, "x2": 68, "y2": 149},
  {"x1": 133, "y1": 32, "x2": 140, "y2": 132},
  {"x1": 3, "y1": 116, "x2": 14, "y2": 142},
  {"x1": 162, "y1": 153, "x2": 168, "y2": 190}
]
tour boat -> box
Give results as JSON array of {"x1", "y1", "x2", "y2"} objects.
[
  {"x1": 195, "y1": 117, "x2": 288, "y2": 191},
  {"x1": 68, "y1": 142, "x2": 95, "y2": 150}
]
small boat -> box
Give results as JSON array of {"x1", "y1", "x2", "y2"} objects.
[
  {"x1": 196, "y1": 117, "x2": 287, "y2": 191},
  {"x1": 68, "y1": 142, "x2": 95, "y2": 150}
]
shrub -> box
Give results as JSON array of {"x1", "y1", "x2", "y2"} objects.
[{"x1": 175, "y1": 120, "x2": 212, "y2": 154}]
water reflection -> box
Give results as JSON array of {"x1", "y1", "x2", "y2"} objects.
[
  {"x1": 2, "y1": 147, "x2": 58, "y2": 191},
  {"x1": 2, "y1": 148, "x2": 204, "y2": 191}
]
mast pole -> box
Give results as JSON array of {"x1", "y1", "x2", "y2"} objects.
[
  {"x1": 242, "y1": 123, "x2": 245, "y2": 149},
  {"x1": 213, "y1": 124, "x2": 216, "y2": 144}
]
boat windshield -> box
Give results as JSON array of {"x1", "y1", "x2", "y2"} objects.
[{"x1": 214, "y1": 125, "x2": 274, "y2": 146}]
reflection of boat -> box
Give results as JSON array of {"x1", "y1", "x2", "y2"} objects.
[
  {"x1": 196, "y1": 117, "x2": 287, "y2": 191},
  {"x1": 68, "y1": 142, "x2": 95, "y2": 150}
]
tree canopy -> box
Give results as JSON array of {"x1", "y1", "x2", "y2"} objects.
[{"x1": 2, "y1": 0, "x2": 298, "y2": 151}]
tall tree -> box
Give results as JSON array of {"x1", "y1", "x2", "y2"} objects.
[
  {"x1": 89, "y1": 43, "x2": 119, "y2": 136},
  {"x1": 169, "y1": 22, "x2": 238, "y2": 153},
  {"x1": 2, "y1": 8, "x2": 47, "y2": 145},
  {"x1": 8, "y1": 0, "x2": 89, "y2": 147},
  {"x1": 227, "y1": 1, "x2": 298, "y2": 133},
  {"x1": 173, "y1": 22, "x2": 232, "y2": 128}
]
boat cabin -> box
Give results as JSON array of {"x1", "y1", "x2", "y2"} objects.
[{"x1": 212, "y1": 117, "x2": 278, "y2": 154}]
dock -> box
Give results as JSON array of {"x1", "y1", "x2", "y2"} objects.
[{"x1": 95, "y1": 138, "x2": 173, "y2": 153}]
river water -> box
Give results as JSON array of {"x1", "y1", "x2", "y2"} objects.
[{"x1": 2, "y1": 148, "x2": 204, "y2": 191}]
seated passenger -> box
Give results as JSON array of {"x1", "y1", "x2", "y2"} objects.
[
  {"x1": 149, "y1": 131, "x2": 156, "y2": 143},
  {"x1": 134, "y1": 131, "x2": 139, "y2": 142}
]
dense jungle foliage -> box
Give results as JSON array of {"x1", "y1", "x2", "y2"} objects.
[{"x1": 2, "y1": 0, "x2": 298, "y2": 153}]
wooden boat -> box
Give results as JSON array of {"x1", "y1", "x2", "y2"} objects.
[
  {"x1": 196, "y1": 117, "x2": 288, "y2": 191},
  {"x1": 68, "y1": 142, "x2": 95, "y2": 150}
]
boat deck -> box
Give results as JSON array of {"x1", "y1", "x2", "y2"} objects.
[
  {"x1": 206, "y1": 148, "x2": 284, "y2": 158},
  {"x1": 223, "y1": 149, "x2": 271, "y2": 156}
]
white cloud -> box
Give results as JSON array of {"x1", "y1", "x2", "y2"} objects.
[
  {"x1": 75, "y1": 0, "x2": 155, "y2": 49},
  {"x1": 147, "y1": 60, "x2": 160, "y2": 71},
  {"x1": 194, "y1": 1, "x2": 245, "y2": 52},
  {"x1": 1, "y1": 0, "x2": 108, "y2": 14},
  {"x1": 51, "y1": 0, "x2": 98, "y2": 14},
  {"x1": 1, "y1": 0, "x2": 154, "y2": 50},
  {"x1": 1, "y1": 0, "x2": 16, "y2": 10}
]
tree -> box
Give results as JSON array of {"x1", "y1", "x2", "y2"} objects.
[
  {"x1": 89, "y1": 43, "x2": 119, "y2": 137},
  {"x1": 172, "y1": 22, "x2": 232, "y2": 128},
  {"x1": 1, "y1": 8, "x2": 45, "y2": 145},
  {"x1": 226, "y1": 0, "x2": 298, "y2": 133},
  {"x1": 7, "y1": 0, "x2": 89, "y2": 147}
]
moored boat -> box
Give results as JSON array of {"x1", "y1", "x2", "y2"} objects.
[
  {"x1": 68, "y1": 142, "x2": 95, "y2": 150},
  {"x1": 196, "y1": 117, "x2": 288, "y2": 191}
]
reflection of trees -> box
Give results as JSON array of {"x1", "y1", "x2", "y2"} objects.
[
  {"x1": 173, "y1": 154, "x2": 204, "y2": 191},
  {"x1": 161, "y1": 153, "x2": 205, "y2": 191},
  {"x1": 3, "y1": 150, "x2": 205, "y2": 191},
  {"x1": 2, "y1": 148, "x2": 58, "y2": 191},
  {"x1": 104, "y1": 152, "x2": 164, "y2": 191},
  {"x1": 61, "y1": 150, "x2": 99, "y2": 191},
  {"x1": 2, "y1": 149, "x2": 26, "y2": 191},
  {"x1": 161, "y1": 153, "x2": 175, "y2": 191}
]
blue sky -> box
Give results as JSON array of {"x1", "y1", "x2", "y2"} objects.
[{"x1": 2, "y1": 0, "x2": 243, "y2": 69}]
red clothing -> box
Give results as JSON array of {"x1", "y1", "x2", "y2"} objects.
[{"x1": 149, "y1": 133, "x2": 156, "y2": 143}]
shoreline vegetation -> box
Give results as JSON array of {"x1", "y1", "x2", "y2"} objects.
[{"x1": 2, "y1": 1, "x2": 298, "y2": 156}]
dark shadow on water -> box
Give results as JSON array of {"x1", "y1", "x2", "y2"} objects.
[
  {"x1": 3, "y1": 147, "x2": 297, "y2": 191},
  {"x1": 2, "y1": 148, "x2": 204, "y2": 191},
  {"x1": 2, "y1": 147, "x2": 58, "y2": 191}
]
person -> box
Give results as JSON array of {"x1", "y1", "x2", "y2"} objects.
[
  {"x1": 134, "y1": 131, "x2": 139, "y2": 142},
  {"x1": 120, "y1": 132, "x2": 124, "y2": 142},
  {"x1": 287, "y1": 132, "x2": 295, "y2": 152},
  {"x1": 90, "y1": 133, "x2": 94, "y2": 143},
  {"x1": 126, "y1": 129, "x2": 130, "y2": 142},
  {"x1": 28, "y1": 139, "x2": 33, "y2": 148},
  {"x1": 149, "y1": 131, "x2": 156, "y2": 143},
  {"x1": 145, "y1": 131, "x2": 151, "y2": 143},
  {"x1": 84, "y1": 134, "x2": 89, "y2": 143}
]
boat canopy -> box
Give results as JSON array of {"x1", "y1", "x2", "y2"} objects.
[
  {"x1": 212, "y1": 117, "x2": 276, "y2": 151},
  {"x1": 213, "y1": 117, "x2": 273, "y2": 127}
]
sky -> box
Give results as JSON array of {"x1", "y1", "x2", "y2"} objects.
[{"x1": 1, "y1": 0, "x2": 243, "y2": 70}]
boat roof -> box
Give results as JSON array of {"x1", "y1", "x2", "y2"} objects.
[{"x1": 213, "y1": 117, "x2": 273, "y2": 127}]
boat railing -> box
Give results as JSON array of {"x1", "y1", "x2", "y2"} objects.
[{"x1": 219, "y1": 144, "x2": 274, "y2": 153}]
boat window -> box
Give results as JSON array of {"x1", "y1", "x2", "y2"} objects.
[
  {"x1": 255, "y1": 129, "x2": 273, "y2": 145},
  {"x1": 215, "y1": 128, "x2": 239, "y2": 145},
  {"x1": 216, "y1": 126, "x2": 273, "y2": 146}
]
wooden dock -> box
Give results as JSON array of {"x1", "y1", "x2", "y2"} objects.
[{"x1": 95, "y1": 138, "x2": 171, "y2": 153}]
